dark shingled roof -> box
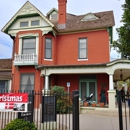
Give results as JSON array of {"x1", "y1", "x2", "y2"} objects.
[
  {"x1": 50, "y1": 11, "x2": 115, "y2": 32},
  {"x1": 0, "y1": 59, "x2": 12, "y2": 70},
  {"x1": 0, "y1": 59, "x2": 12, "y2": 79}
]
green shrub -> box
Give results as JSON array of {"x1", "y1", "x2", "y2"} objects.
[
  {"x1": 51, "y1": 86, "x2": 72, "y2": 113},
  {"x1": 2, "y1": 118, "x2": 37, "y2": 130}
]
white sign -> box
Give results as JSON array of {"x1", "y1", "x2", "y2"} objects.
[
  {"x1": 0, "y1": 93, "x2": 28, "y2": 112},
  {"x1": 67, "y1": 82, "x2": 70, "y2": 87}
]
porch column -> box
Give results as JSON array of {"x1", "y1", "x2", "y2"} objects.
[
  {"x1": 108, "y1": 74, "x2": 116, "y2": 110},
  {"x1": 42, "y1": 75, "x2": 50, "y2": 95},
  {"x1": 45, "y1": 75, "x2": 49, "y2": 90},
  {"x1": 109, "y1": 74, "x2": 113, "y2": 90}
]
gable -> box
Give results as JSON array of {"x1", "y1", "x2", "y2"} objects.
[
  {"x1": 47, "y1": 8, "x2": 58, "y2": 21},
  {"x1": 10, "y1": 16, "x2": 50, "y2": 30},
  {"x1": 81, "y1": 13, "x2": 99, "y2": 21},
  {"x1": 2, "y1": 1, "x2": 54, "y2": 34}
]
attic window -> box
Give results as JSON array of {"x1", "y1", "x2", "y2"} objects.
[
  {"x1": 81, "y1": 13, "x2": 99, "y2": 21},
  {"x1": 20, "y1": 21, "x2": 28, "y2": 27},
  {"x1": 31, "y1": 20, "x2": 39, "y2": 26},
  {"x1": 50, "y1": 13, "x2": 58, "y2": 20}
]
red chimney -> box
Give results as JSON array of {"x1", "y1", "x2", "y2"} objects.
[{"x1": 57, "y1": 0, "x2": 67, "y2": 29}]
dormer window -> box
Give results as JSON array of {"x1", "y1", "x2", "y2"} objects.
[
  {"x1": 81, "y1": 13, "x2": 99, "y2": 22},
  {"x1": 50, "y1": 13, "x2": 58, "y2": 20},
  {"x1": 20, "y1": 21, "x2": 28, "y2": 27},
  {"x1": 31, "y1": 20, "x2": 39, "y2": 26}
]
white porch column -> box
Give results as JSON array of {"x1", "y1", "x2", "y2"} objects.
[
  {"x1": 45, "y1": 75, "x2": 49, "y2": 90},
  {"x1": 109, "y1": 74, "x2": 113, "y2": 90},
  {"x1": 108, "y1": 74, "x2": 116, "y2": 110}
]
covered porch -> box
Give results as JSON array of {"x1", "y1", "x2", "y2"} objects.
[{"x1": 37, "y1": 59, "x2": 130, "y2": 110}]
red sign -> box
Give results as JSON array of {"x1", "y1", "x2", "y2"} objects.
[
  {"x1": 0, "y1": 93, "x2": 28, "y2": 112},
  {"x1": 0, "y1": 93, "x2": 28, "y2": 103}
]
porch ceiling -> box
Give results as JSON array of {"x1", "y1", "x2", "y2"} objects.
[{"x1": 113, "y1": 69, "x2": 130, "y2": 81}]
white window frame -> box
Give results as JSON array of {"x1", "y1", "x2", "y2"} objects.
[
  {"x1": 44, "y1": 38, "x2": 52, "y2": 60},
  {"x1": 19, "y1": 33, "x2": 39, "y2": 56},
  {"x1": 19, "y1": 17, "x2": 41, "y2": 28},
  {"x1": 78, "y1": 38, "x2": 87, "y2": 60}
]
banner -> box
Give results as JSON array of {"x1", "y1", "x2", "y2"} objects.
[{"x1": 0, "y1": 93, "x2": 28, "y2": 112}]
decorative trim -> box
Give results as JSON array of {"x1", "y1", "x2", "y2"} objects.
[{"x1": 78, "y1": 59, "x2": 88, "y2": 61}]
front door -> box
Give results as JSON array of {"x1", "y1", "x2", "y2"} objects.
[{"x1": 79, "y1": 79, "x2": 97, "y2": 103}]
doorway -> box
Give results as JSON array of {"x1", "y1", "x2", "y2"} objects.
[{"x1": 79, "y1": 78, "x2": 97, "y2": 103}]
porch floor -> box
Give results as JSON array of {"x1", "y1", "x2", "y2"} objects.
[{"x1": 80, "y1": 103, "x2": 130, "y2": 116}]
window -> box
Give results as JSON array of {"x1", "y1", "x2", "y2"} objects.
[
  {"x1": 20, "y1": 21, "x2": 28, "y2": 27},
  {"x1": 45, "y1": 38, "x2": 52, "y2": 59},
  {"x1": 20, "y1": 74, "x2": 34, "y2": 91},
  {"x1": 31, "y1": 20, "x2": 39, "y2": 26},
  {"x1": 78, "y1": 38, "x2": 87, "y2": 59},
  {"x1": 22, "y1": 38, "x2": 36, "y2": 54},
  {"x1": 0, "y1": 80, "x2": 8, "y2": 91},
  {"x1": 50, "y1": 14, "x2": 58, "y2": 20}
]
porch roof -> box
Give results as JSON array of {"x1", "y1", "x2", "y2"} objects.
[{"x1": 37, "y1": 59, "x2": 130, "y2": 81}]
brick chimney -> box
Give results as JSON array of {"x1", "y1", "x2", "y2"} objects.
[{"x1": 57, "y1": 0, "x2": 67, "y2": 29}]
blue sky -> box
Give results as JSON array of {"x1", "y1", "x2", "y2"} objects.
[{"x1": 0, "y1": 0, "x2": 125, "y2": 59}]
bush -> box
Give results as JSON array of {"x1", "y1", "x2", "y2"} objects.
[
  {"x1": 51, "y1": 86, "x2": 72, "y2": 113},
  {"x1": 2, "y1": 118, "x2": 37, "y2": 130}
]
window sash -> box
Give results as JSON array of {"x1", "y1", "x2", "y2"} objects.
[
  {"x1": 0, "y1": 80, "x2": 9, "y2": 91},
  {"x1": 22, "y1": 38, "x2": 36, "y2": 54},
  {"x1": 20, "y1": 74, "x2": 34, "y2": 91},
  {"x1": 45, "y1": 38, "x2": 52, "y2": 59},
  {"x1": 31, "y1": 20, "x2": 39, "y2": 26},
  {"x1": 20, "y1": 21, "x2": 28, "y2": 27},
  {"x1": 79, "y1": 38, "x2": 87, "y2": 59}
]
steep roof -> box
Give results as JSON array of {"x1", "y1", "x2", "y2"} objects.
[
  {"x1": 0, "y1": 59, "x2": 12, "y2": 70},
  {"x1": 50, "y1": 11, "x2": 115, "y2": 32}
]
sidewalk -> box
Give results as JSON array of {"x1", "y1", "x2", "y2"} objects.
[{"x1": 79, "y1": 113, "x2": 129, "y2": 130}]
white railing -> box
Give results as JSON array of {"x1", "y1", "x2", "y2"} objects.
[{"x1": 14, "y1": 53, "x2": 38, "y2": 65}]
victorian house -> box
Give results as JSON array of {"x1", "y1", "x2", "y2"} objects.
[{"x1": 2, "y1": 0, "x2": 130, "y2": 109}]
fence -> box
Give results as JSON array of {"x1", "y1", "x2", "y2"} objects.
[
  {"x1": 0, "y1": 90, "x2": 79, "y2": 130},
  {"x1": 117, "y1": 90, "x2": 130, "y2": 130}
]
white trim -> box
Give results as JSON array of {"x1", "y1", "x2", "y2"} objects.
[
  {"x1": 18, "y1": 33, "x2": 39, "y2": 56},
  {"x1": 44, "y1": 59, "x2": 53, "y2": 61},
  {"x1": 78, "y1": 59, "x2": 88, "y2": 61}
]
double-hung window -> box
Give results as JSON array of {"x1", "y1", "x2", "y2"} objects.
[
  {"x1": 45, "y1": 38, "x2": 52, "y2": 59},
  {"x1": 78, "y1": 38, "x2": 87, "y2": 59},
  {"x1": 20, "y1": 74, "x2": 34, "y2": 91},
  {"x1": 0, "y1": 80, "x2": 9, "y2": 91},
  {"x1": 22, "y1": 38, "x2": 36, "y2": 54}
]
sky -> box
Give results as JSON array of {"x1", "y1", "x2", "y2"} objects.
[{"x1": 0, "y1": 0, "x2": 125, "y2": 59}]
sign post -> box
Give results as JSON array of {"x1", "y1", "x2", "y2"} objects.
[{"x1": 67, "y1": 82, "x2": 70, "y2": 93}]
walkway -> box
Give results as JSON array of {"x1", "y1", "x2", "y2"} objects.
[{"x1": 80, "y1": 114, "x2": 120, "y2": 130}]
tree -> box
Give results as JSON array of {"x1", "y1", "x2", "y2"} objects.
[{"x1": 113, "y1": 0, "x2": 130, "y2": 59}]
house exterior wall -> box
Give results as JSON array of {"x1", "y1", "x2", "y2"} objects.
[
  {"x1": 56, "y1": 30, "x2": 109, "y2": 65},
  {"x1": 12, "y1": 66, "x2": 43, "y2": 91}
]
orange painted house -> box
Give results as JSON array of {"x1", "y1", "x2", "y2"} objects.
[{"x1": 2, "y1": 0, "x2": 115, "y2": 104}]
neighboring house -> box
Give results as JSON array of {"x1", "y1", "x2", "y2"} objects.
[
  {"x1": 2, "y1": 0, "x2": 130, "y2": 109},
  {"x1": 0, "y1": 59, "x2": 12, "y2": 91}
]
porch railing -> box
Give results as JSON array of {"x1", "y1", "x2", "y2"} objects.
[{"x1": 14, "y1": 53, "x2": 38, "y2": 65}]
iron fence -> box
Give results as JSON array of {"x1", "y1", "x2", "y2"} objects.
[
  {"x1": 0, "y1": 90, "x2": 79, "y2": 130},
  {"x1": 117, "y1": 90, "x2": 130, "y2": 130}
]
